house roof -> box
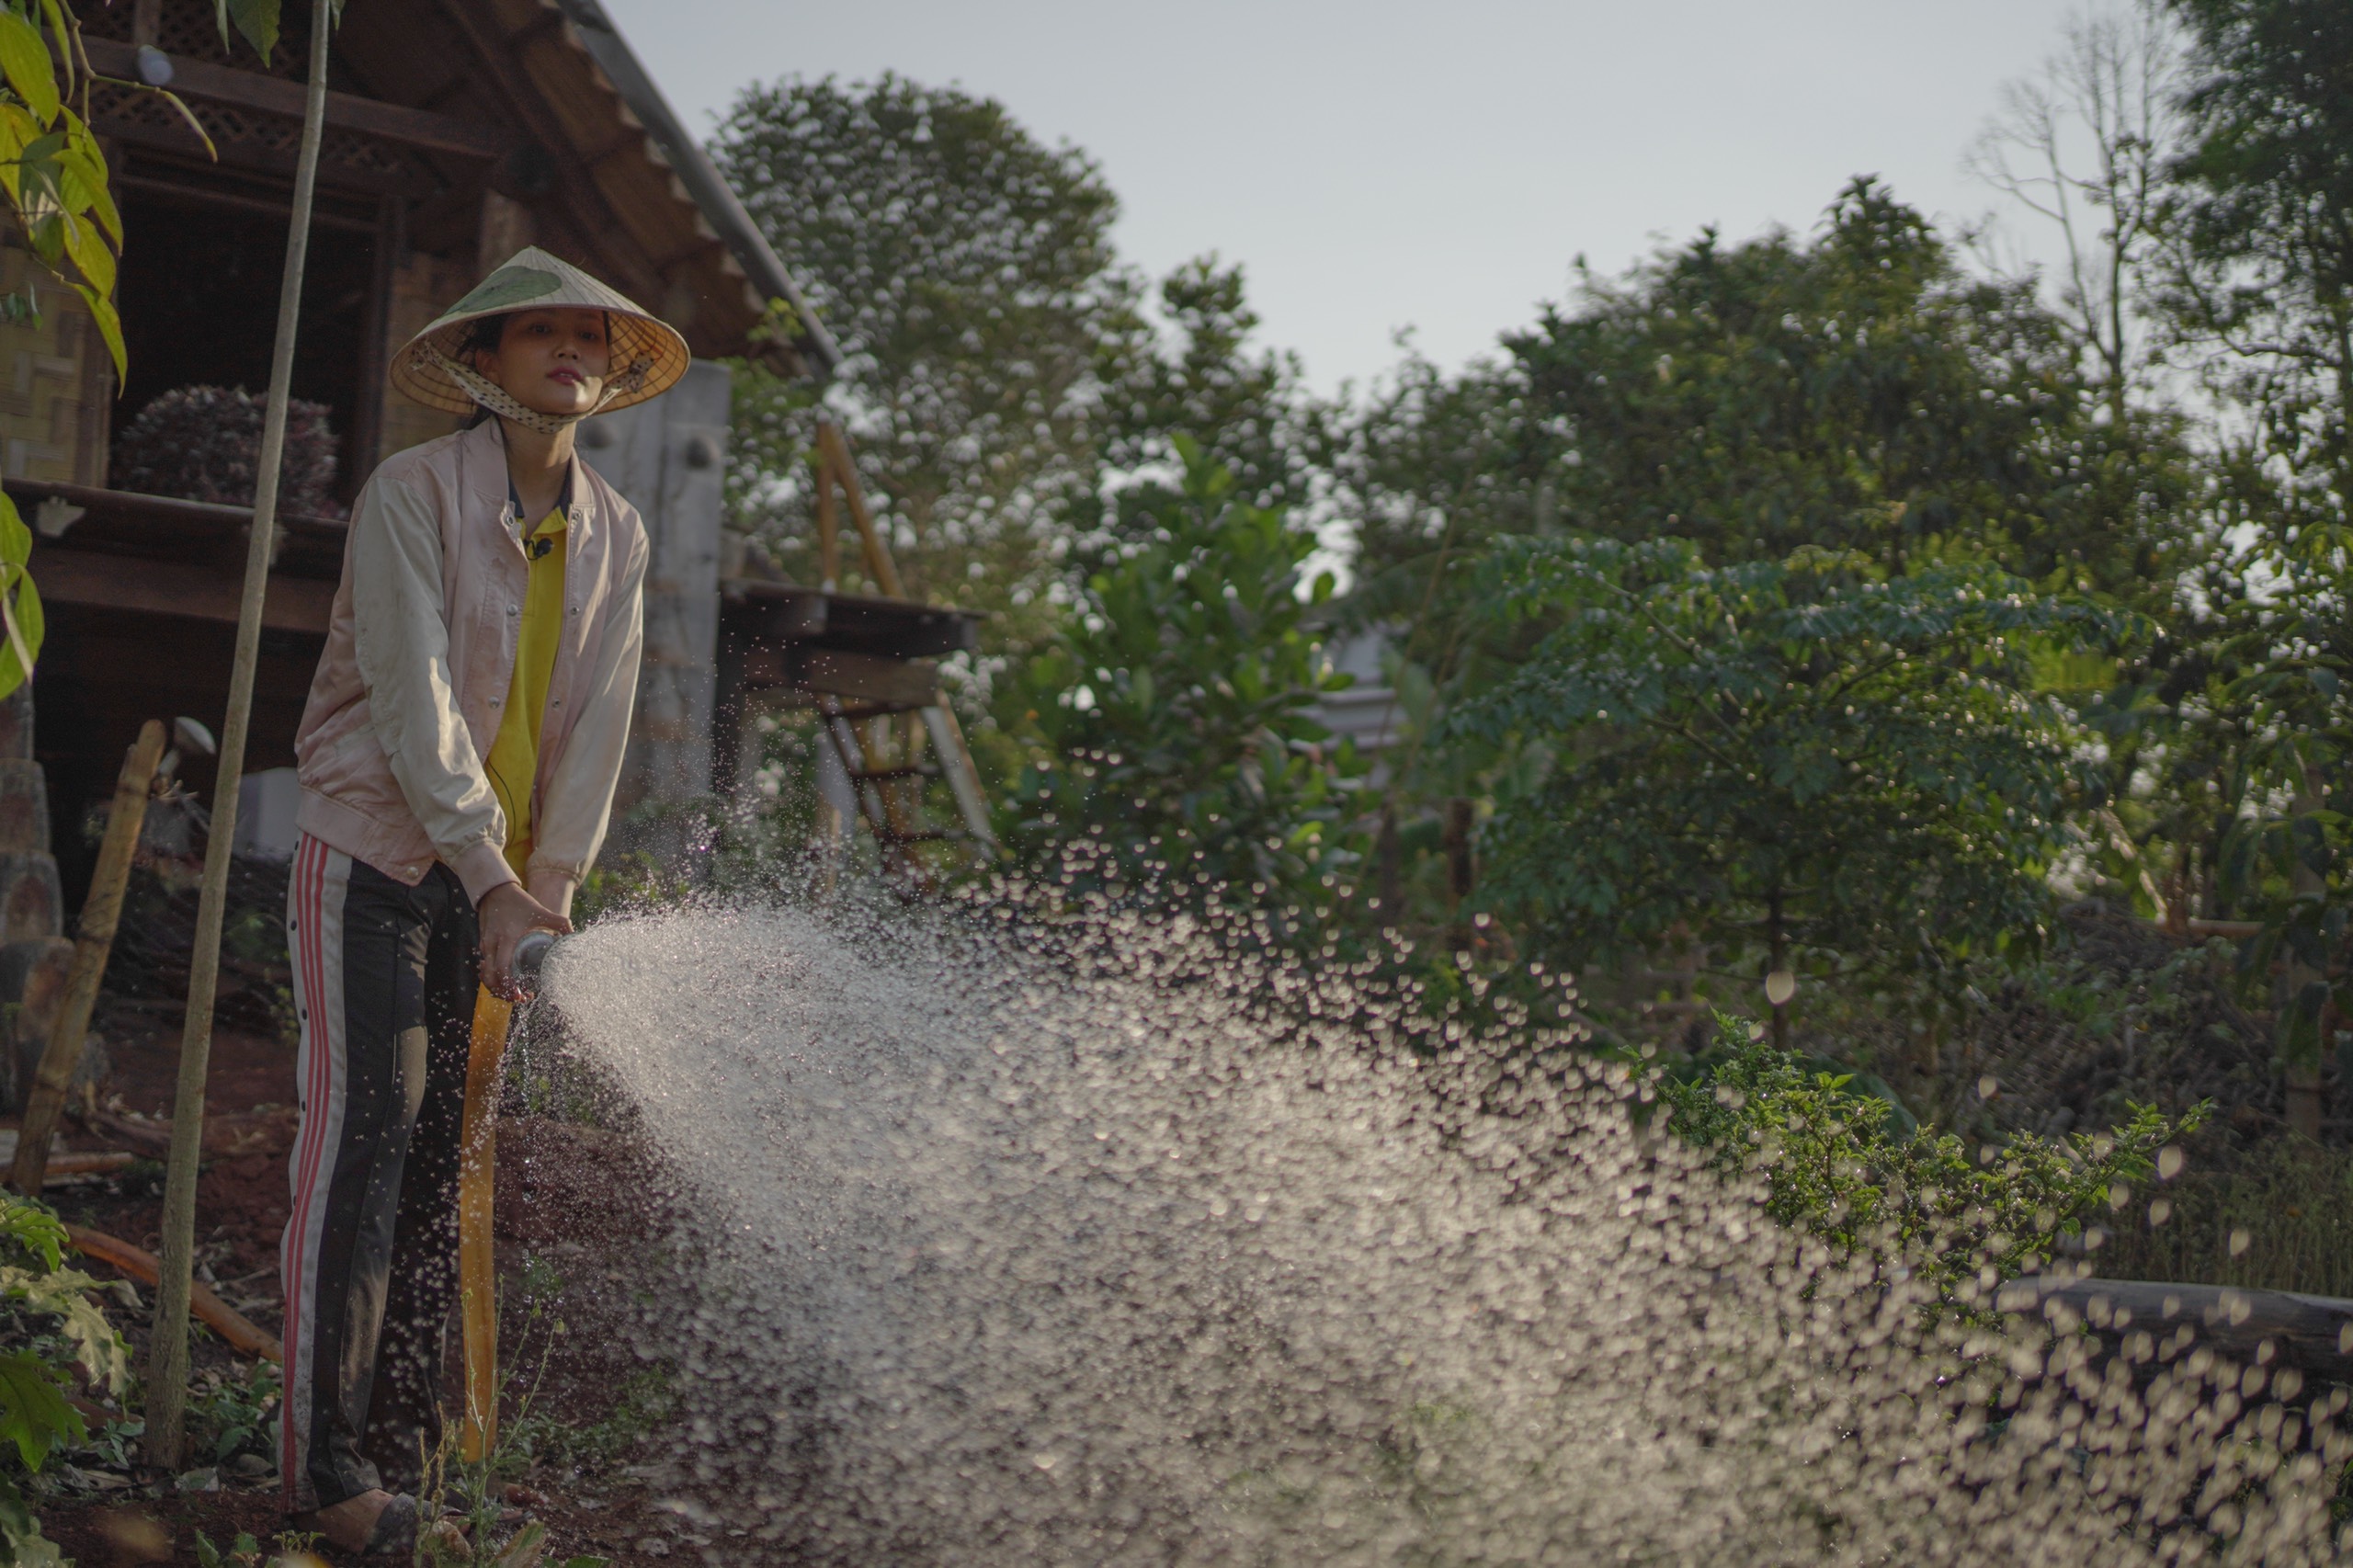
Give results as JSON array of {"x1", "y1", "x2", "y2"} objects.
[{"x1": 81, "y1": 0, "x2": 837, "y2": 376}]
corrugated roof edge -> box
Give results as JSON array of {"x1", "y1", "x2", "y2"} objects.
[{"x1": 549, "y1": 0, "x2": 842, "y2": 379}]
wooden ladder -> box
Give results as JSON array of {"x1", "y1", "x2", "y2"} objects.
[{"x1": 806, "y1": 416, "x2": 995, "y2": 887}]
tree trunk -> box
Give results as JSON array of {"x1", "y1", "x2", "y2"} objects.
[
  {"x1": 1768, "y1": 885, "x2": 1789, "y2": 1053},
  {"x1": 1375, "y1": 801, "x2": 1402, "y2": 918},
  {"x1": 2283, "y1": 764, "x2": 2328, "y2": 1142}
]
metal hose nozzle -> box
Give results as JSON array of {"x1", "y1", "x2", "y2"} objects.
[{"x1": 515, "y1": 929, "x2": 560, "y2": 993}]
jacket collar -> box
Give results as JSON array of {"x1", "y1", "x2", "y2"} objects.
[{"x1": 457, "y1": 418, "x2": 600, "y2": 548}]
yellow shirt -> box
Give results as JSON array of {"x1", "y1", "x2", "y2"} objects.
[{"x1": 484, "y1": 506, "x2": 568, "y2": 878}]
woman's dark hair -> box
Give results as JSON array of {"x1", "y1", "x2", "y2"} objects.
[
  {"x1": 452, "y1": 310, "x2": 614, "y2": 426},
  {"x1": 456, "y1": 314, "x2": 511, "y2": 361},
  {"x1": 457, "y1": 315, "x2": 508, "y2": 426}
]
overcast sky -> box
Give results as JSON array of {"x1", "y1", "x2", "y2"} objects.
[{"x1": 599, "y1": 0, "x2": 2084, "y2": 396}]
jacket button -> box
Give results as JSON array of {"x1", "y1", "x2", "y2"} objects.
[{"x1": 507, "y1": 605, "x2": 520, "y2": 616}]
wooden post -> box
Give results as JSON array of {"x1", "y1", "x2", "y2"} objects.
[
  {"x1": 813, "y1": 420, "x2": 904, "y2": 597},
  {"x1": 813, "y1": 438, "x2": 841, "y2": 590},
  {"x1": 9, "y1": 721, "x2": 165, "y2": 1192},
  {"x1": 457, "y1": 985, "x2": 515, "y2": 1462},
  {"x1": 144, "y1": 0, "x2": 335, "y2": 1471},
  {"x1": 919, "y1": 705, "x2": 997, "y2": 852}
]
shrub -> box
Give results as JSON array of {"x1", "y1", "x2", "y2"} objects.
[
  {"x1": 0, "y1": 1189, "x2": 131, "y2": 1564},
  {"x1": 1658, "y1": 1016, "x2": 2207, "y2": 1322},
  {"x1": 110, "y1": 384, "x2": 344, "y2": 518}
]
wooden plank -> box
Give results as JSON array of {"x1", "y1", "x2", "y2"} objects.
[
  {"x1": 82, "y1": 38, "x2": 506, "y2": 159},
  {"x1": 789, "y1": 649, "x2": 938, "y2": 710},
  {"x1": 31, "y1": 549, "x2": 335, "y2": 634},
  {"x1": 2001, "y1": 1273, "x2": 2353, "y2": 1391}
]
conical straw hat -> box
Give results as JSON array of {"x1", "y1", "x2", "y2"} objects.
[{"x1": 390, "y1": 246, "x2": 689, "y2": 416}]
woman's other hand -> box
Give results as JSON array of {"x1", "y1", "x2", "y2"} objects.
[{"x1": 478, "y1": 881, "x2": 573, "y2": 1000}]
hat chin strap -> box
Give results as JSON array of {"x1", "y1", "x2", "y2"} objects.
[{"x1": 427, "y1": 347, "x2": 654, "y2": 436}]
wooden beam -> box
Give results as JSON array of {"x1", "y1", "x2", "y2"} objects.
[
  {"x1": 2001, "y1": 1273, "x2": 2353, "y2": 1392},
  {"x1": 790, "y1": 649, "x2": 938, "y2": 710},
  {"x1": 29, "y1": 549, "x2": 335, "y2": 635},
  {"x1": 425, "y1": 0, "x2": 671, "y2": 306},
  {"x1": 82, "y1": 38, "x2": 506, "y2": 160}
]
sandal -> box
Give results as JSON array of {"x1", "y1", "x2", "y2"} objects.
[
  {"x1": 292, "y1": 1492, "x2": 426, "y2": 1560},
  {"x1": 358, "y1": 1494, "x2": 421, "y2": 1559}
]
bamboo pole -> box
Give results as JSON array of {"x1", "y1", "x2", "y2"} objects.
[
  {"x1": 457, "y1": 985, "x2": 514, "y2": 1462},
  {"x1": 143, "y1": 0, "x2": 335, "y2": 1470},
  {"x1": 9, "y1": 720, "x2": 165, "y2": 1192}
]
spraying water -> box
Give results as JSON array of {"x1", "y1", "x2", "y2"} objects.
[{"x1": 529, "y1": 896, "x2": 2348, "y2": 1564}]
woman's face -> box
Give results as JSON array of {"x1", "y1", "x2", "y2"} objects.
[{"x1": 473, "y1": 308, "x2": 612, "y2": 417}]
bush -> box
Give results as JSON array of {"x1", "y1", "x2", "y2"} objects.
[
  {"x1": 1658, "y1": 1017, "x2": 2207, "y2": 1322},
  {"x1": 110, "y1": 384, "x2": 344, "y2": 518},
  {"x1": 0, "y1": 1189, "x2": 131, "y2": 1564},
  {"x1": 995, "y1": 437, "x2": 1366, "y2": 921}
]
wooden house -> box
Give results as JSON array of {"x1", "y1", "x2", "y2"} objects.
[{"x1": 0, "y1": 0, "x2": 979, "y2": 920}]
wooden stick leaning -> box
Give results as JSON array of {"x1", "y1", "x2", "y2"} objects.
[
  {"x1": 457, "y1": 984, "x2": 514, "y2": 1462},
  {"x1": 143, "y1": 0, "x2": 334, "y2": 1470},
  {"x1": 9, "y1": 720, "x2": 165, "y2": 1193},
  {"x1": 813, "y1": 419, "x2": 904, "y2": 597}
]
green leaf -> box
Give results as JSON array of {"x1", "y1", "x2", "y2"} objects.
[
  {"x1": 490, "y1": 1520, "x2": 547, "y2": 1566},
  {"x1": 34, "y1": 0, "x2": 70, "y2": 92},
  {"x1": 0, "y1": 1190, "x2": 65, "y2": 1270},
  {"x1": 0, "y1": 1351, "x2": 82, "y2": 1469},
  {"x1": 73, "y1": 278, "x2": 122, "y2": 381},
  {"x1": 216, "y1": 0, "x2": 279, "y2": 62},
  {"x1": 0, "y1": 1264, "x2": 130, "y2": 1394},
  {"x1": 0, "y1": 1472, "x2": 65, "y2": 1567},
  {"x1": 0, "y1": 490, "x2": 43, "y2": 699},
  {"x1": 58, "y1": 111, "x2": 120, "y2": 247},
  {"x1": 59, "y1": 206, "x2": 112, "y2": 298},
  {"x1": 0, "y1": 9, "x2": 57, "y2": 124}
]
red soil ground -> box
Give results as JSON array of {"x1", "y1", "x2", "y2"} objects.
[{"x1": 16, "y1": 1001, "x2": 715, "y2": 1567}]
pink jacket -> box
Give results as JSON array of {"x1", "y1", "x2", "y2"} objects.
[{"x1": 292, "y1": 419, "x2": 649, "y2": 906}]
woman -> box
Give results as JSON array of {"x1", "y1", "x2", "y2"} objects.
[{"x1": 279, "y1": 247, "x2": 686, "y2": 1555}]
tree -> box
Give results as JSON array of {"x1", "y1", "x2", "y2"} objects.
[
  {"x1": 1965, "y1": 6, "x2": 2186, "y2": 419},
  {"x1": 2122, "y1": 0, "x2": 2353, "y2": 1133},
  {"x1": 1076, "y1": 255, "x2": 1320, "y2": 556},
  {"x1": 1448, "y1": 536, "x2": 2125, "y2": 1044},
  {"x1": 2160, "y1": 0, "x2": 2353, "y2": 507},
  {"x1": 1327, "y1": 184, "x2": 2179, "y2": 981},
  {"x1": 995, "y1": 439, "x2": 1364, "y2": 922},
  {"x1": 712, "y1": 74, "x2": 1142, "y2": 650},
  {"x1": 1511, "y1": 180, "x2": 2158, "y2": 597}
]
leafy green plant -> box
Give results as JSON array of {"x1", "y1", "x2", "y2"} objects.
[
  {"x1": 193, "y1": 1528, "x2": 328, "y2": 1568},
  {"x1": 189, "y1": 1358, "x2": 280, "y2": 1466},
  {"x1": 996, "y1": 437, "x2": 1367, "y2": 924},
  {"x1": 0, "y1": 1187, "x2": 131, "y2": 1562},
  {"x1": 1659, "y1": 1016, "x2": 2207, "y2": 1321},
  {"x1": 1452, "y1": 537, "x2": 2129, "y2": 1039}
]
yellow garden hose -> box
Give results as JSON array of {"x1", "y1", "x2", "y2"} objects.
[{"x1": 458, "y1": 983, "x2": 514, "y2": 1463}]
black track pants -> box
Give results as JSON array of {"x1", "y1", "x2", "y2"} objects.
[{"x1": 280, "y1": 834, "x2": 478, "y2": 1512}]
